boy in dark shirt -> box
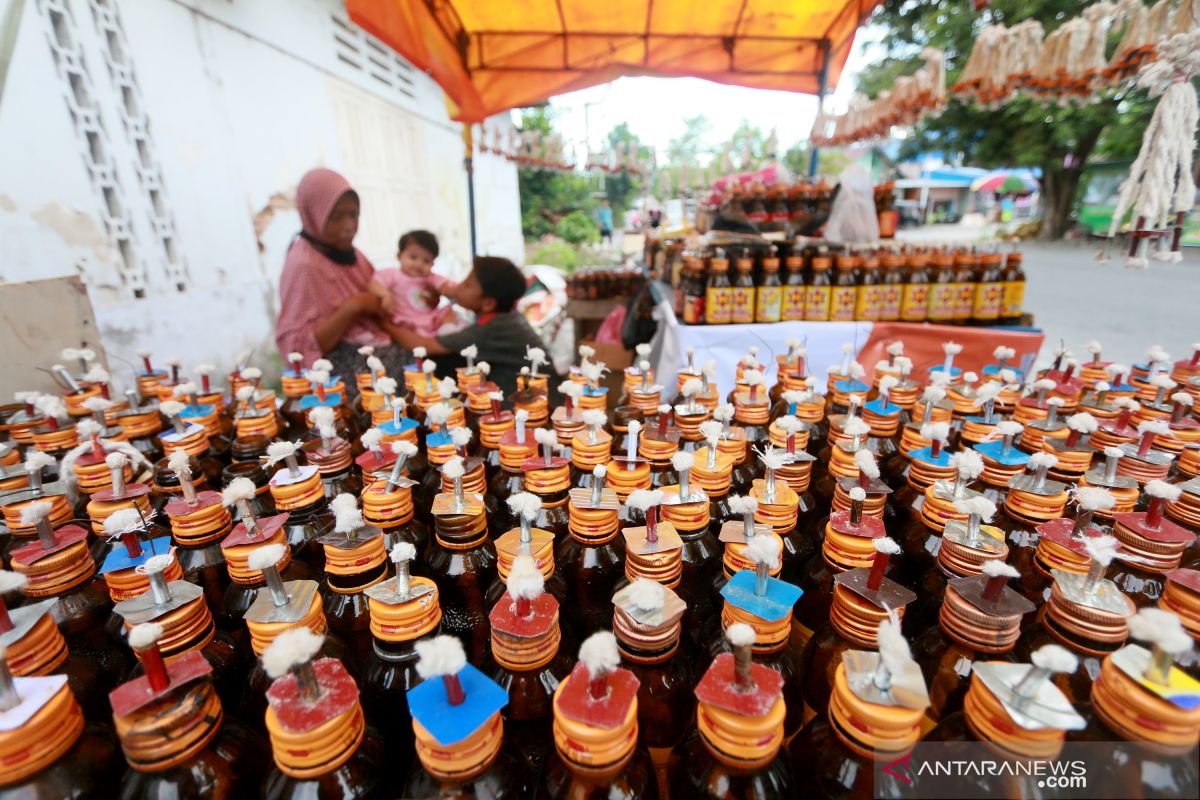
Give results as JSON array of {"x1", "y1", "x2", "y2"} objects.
[{"x1": 383, "y1": 255, "x2": 550, "y2": 394}]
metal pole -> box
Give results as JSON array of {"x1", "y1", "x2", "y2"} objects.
[
  {"x1": 463, "y1": 124, "x2": 477, "y2": 256},
  {"x1": 808, "y1": 40, "x2": 831, "y2": 179}
]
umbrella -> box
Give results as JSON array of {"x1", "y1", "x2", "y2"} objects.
[{"x1": 971, "y1": 171, "x2": 1038, "y2": 194}]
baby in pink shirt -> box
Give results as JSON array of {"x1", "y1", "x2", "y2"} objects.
[{"x1": 368, "y1": 229, "x2": 462, "y2": 337}]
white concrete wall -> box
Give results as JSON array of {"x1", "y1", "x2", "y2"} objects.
[{"x1": 0, "y1": 0, "x2": 521, "y2": 388}]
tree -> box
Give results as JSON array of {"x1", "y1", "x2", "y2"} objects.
[
  {"x1": 857, "y1": 0, "x2": 1155, "y2": 239},
  {"x1": 517, "y1": 107, "x2": 595, "y2": 240},
  {"x1": 666, "y1": 114, "x2": 715, "y2": 167}
]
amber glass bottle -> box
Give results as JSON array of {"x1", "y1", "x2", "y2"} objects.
[
  {"x1": 803, "y1": 255, "x2": 832, "y2": 321},
  {"x1": 731, "y1": 251, "x2": 756, "y2": 324},
  {"x1": 780, "y1": 250, "x2": 806, "y2": 321},
  {"x1": 755, "y1": 251, "x2": 783, "y2": 323},
  {"x1": 999, "y1": 252, "x2": 1026, "y2": 325},
  {"x1": 926, "y1": 251, "x2": 958, "y2": 324},
  {"x1": 854, "y1": 252, "x2": 882, "y2": 322},
  {"x1": 952, "y1": 251, "x2": 977, "y2": 324},
  {"x1": 971, "y1": 252, "x2": 1003, "y2": 326},
  {"x1": 899, "y1": 251, "x2": 930, "y2": 322},
  {"x1": 427, "y1": 501, "x2": 497, "y2": 664},
  {"x1": 829, "y1": 254, "x2": 858, "y2": 322},
  {"x1": 704, "y1": 252, "x2": 733, "y2": 325},
  {"x1": 557, "y1": 476, "x2": 626, "y2": 637}
]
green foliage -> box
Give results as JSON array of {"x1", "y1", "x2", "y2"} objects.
[
  {"x1": 528, "y1": 241, "x2": 578, "y2": 272},
  {"x1": 856, "y1": 0, "x2": 1157, "y2": 238},
  {"x1": 555, "y1": 210, "x2": 600, "y2": 245},
  {"x1": 517, "y1": 107, "x2": 596, "y2": 240},
  {"x1": 666, "y1": 114, "x2": 714, "y2": 166}
]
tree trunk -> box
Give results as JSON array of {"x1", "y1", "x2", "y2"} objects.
[{"x1": 1038, "y1": 124, "x2": 1105, "y2": 241}]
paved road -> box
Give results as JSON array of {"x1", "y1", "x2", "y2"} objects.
[{"x1": 1018, "y1": 240, "x2": 1200, "y2": 371}]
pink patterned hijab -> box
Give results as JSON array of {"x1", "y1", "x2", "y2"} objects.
[{"x1": 274, "y1": 168, "x2": 386, "y2": 363}]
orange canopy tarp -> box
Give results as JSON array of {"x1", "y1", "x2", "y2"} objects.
[{"x1": 346, "y1": 0, "x2": 878, "y2": 123}]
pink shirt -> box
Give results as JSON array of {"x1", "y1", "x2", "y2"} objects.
[
  {"x1": 373, "y1": 268, "x2": 457, "y2": 337},
  {"x1": 275, "y1": 238, "x2": 389, "y2": 364}
]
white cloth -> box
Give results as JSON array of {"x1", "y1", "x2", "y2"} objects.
[{"x1": 650, "y1": 319, "x2": 875, "y2": 397}]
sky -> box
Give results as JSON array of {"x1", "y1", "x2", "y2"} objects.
[{"x1": 528, "y1": 27, "x2": 886, "y2": 165}]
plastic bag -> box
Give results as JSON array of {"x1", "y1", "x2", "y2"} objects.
[{"x1": 823, "y1": 164, "x2": 880, "y2": 244}]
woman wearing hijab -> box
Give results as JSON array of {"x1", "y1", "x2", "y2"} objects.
[{"x1": 275, "y1": 168, "x2": 407, "y2": 383}]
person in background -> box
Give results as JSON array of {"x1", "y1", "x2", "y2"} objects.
[
  {"x1": 367, "y1": 229, "x2": 465, "y2": 337},
  {"x1": 596, "y1": 199, "x2": 614, "y2": 246},
  {"x1": 274, "y1": 168, "x2": 407, "y2": 385},
  {"x1": 383, "y1": 256, "x2": 550, "y2": 394}
]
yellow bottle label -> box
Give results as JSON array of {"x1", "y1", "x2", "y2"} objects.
[
  {"x1": 705, "y1": 286, "x2": 732, "y2": 324},
  {"x1": 731, "y1": 287, "x2": 755, "y2": 324},
  {"x1": 900, "y1": 284, "x2": 928, "y2": 321},
  {"x1": 1001, "y1": 280, "x2": 1025, "y2": 318},
  {"x1": 855, "y1": 286, "x2": 883, "y2": 321},
  {"x1": 972, "y1": 282, "x2": 1002, "y2": 320},
  {"x1": 755, "y1": 286, "x2": 782, "y2": 323},
  {"x1": 879, "y1": 284, "x2": 902, "y2": 320},
  {"x1": 927, "y1": 284, "x2": 957, "y2": 321},
  {"x1": 954, "y1": 282, "x2": 975, "y2": 320},
  {"x1": 781, "y1": 286, "x2": 806, "y2": 321},
  {"x1": 829, "y1": 286, "x2": 857, "y2": 321},
  {"x1": 804, "y1": 286, "x2": 831, "y2": 321}
]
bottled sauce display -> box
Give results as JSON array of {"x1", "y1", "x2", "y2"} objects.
[
  {"x1": 669, "y1": 242, "x2": 1025, "y2": 325},
  {"x1": 0, "y1": 331, "x2": 1197, "y2": 800}
]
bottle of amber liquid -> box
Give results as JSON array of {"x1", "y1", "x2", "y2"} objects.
[
  {"x1": 237, "y1": 541, "x2": 349, "y2": 736},
  {"x1": 1071, "y1": 609, "x2": 1200, "y2": 797},
  {"x1": 217, "y1": 477, "x2": 314, "y2": 632},
  {"x1": 912, "y1": 561, "x2": 1034, "y2": 723},
  {"x1": 681, "y1": 254, "x2": 706, "y2": 324},
  {"x1": 1107, "y1": 480, "x2": 1197, "y2": 607},
  {"x1": 488, "y1": 411, "x2": 540, "y2": 520},
  {"x1": 613, "y1": 579, "x2": 694, "y2": 761},
  {"x1": 487, "y1": 555, "x2": 574, "y2": 777},
  {"x1": 672, "y1": 624, "x2": 792, "y2": 799},
  {"x1": 519, "y1": 430, "x2": 573, "y2": 536},
  {"x1": 801, "y1": 537, "x2": 916, "y2": 716},
  {"x1": 952, "y1": 250, "x2": 977, "y2": 324},
  {"x1": 6, "y1": 501, "x2": 134, "y2": 706},
  {"x1": 318, "y1": 494, "x2": 391, "y2": 667},
  {"x1": 0, "y1": 649, "x2": 123, "y2": 798},
  {"x1": 1013, "y1": 537, "x2": 1136, "y2": 706},
  {"x1": 486, "y1": 492, "x2": 568, "y2": 608},
  {"x1": 730, "y1": 250, "x2": 756, "y2": 324},
  {"x1": 265, "y1": 442, "x2": 335, "y2": 572},
  {"x1": 541, "y1": 632, "x2": 657, "y2": 799},
  {"x1": 996, "y1": 453, "x2": 1071, "y2": 582},
  {"x1": 926, "y1": 251, "x2": 958, "y2": 324},
  {"x1": 926, "y1": 644, "x2": 1088, "y2": 797},
  {"x1": 359, "y1": 440, "x2": 429, "y2": 555},
  {"x1": 111, "y1": 549, "x2": 246, "y2": 712},
  {"x1": 161, "y1": 451, "x2": 231, "y2": 613},
  {"x1": 112, "y1": 625, "x2": 269, "y2": 798},
  {"x1": 649, "y1": 455, "x2": 714, "y2": 641},
  {"x1": 781, "y1": 249, "x2": 806, "y2": 321},
  {"x1": 999, "y1": 251, "x2": 1026, "y2": 325},
  {"x1": 803, "y1": 253, "x2": 832, "y2": 321},
  {"x1": 854, "y1": 251, "x2": 882, "y2": 322},
  {"x1": 878, "y1": 250, "x2": 904, "y2": 322},
  {"x1": 404, "y1": 635, "x2": 527, "y2": 798},
  {"x1": 900, "y1": 250, "x2": 930, "y2": 322},
  {"x1": 971, "y1": 252, "x2": 1003, "y2": 326},
  {"x1": 829, "y1": 253, "x2": 858, "y2": 322},
  {"x1": 558, "y1": 466, "x2": 626, "y2": 637},
  {"x1": 704, "y1": 251, "x2": 733, "y2": 325},
  {"x1": 1013, "y1": 485, "x2": 1114, "y2": 606},
  {"x1": 427, "y1": 457, "x2": 497, "y2": 664},
  {"x1": 755, "y1": 248, "x2": 782, "y2": 324},
  {"x1": 260, "y1": 630, "x2": 385, "y2": 799},
  {"x1": 711, "y1": 538, "x2": 806, "y2": 739},
  {"x1": 301, "y1": 407, "x2": 362, "y2": 499},
  {"x1": 790, "y1": 618, "x2": 929, "y2": 800},
  {"x1": 360, "y1": 542, "x2": 446, "y2": 772}
]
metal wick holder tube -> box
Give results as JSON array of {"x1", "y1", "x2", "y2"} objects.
[
  {"x1": 0, "y1": 657, "x2": 19, "y2": 712},
  {"x1": 285, "y1": 453, "x2": 301, "y2": 479},
  {"x1": 982, "y1": 398, "x2": 996, "y2": 424},
  {"x1": 126, "y1": 389, "x2": 141, "y2": 410},
  {"x1": 641, "y1": 369, "x2": 649, "y2": 393},
  {"x1": 1145, "y1": 644, "x2": 1175, "y2": 686},
  {"x1": 590, "y1": 471, "x2": 607, "y2": 506},
  {"x1": 952, "y1": 469, "x2": 971, "y2": 498},
  {"x1": 850, "y1": 496, "x2": 864, "y2": 526},
  {"x1": 742, "y1": 508, "x2": 756, "y2": 539},
  {"x1": 53, "y1": 365, "x2": 81, "y2": 394},
  {"x1": 148, "y1": 569, "x2": 173, "y2": 607},
  {"x1": 754, "y1": 558, "x2": 769, "y2": 597},
  {"x1": 385, "y1": 452, "x2": 411, "y2": 492},
  {"x1": 1103, "y1": 451, "x2": 1121, "y2": 482},
  {"x1": 518, "y1": 512, "x2": 534, "y2": 553},
  {"x1": 26, "y1": 465, "x2": 44, "y2": 496},
  {"x1": 293, "y1": 660, "x2": 322, "y2": 704},
  {"x1": 764, "y1": 465, "x2": 777, "y2": 504},
  {"x1": 733, "y1": 643, "x2": 755, "y2": 692},
  {"x1": 1001, "y1": 432, "x2": 1016, "y2": 459},
  {"x1": 707, "y1": 439, "x2": 719, "y2": 470},
  {"x1": 921, "y1": 399, "x2": 934, "y2": 425},
  {"x1": 1011, "y1": 664, "x2": 1049, "y2": 705},
  {"x1": 167, "y1": 410, "x2": 186, "y2": 431},
  {"x1": 453, "y1": 473, "x2": 465, "y2": 512},
  {"x1": 392, "y1": 398, "x2": 404, "y2": 428},
  {"x1": 1083, "y1": 555, "x2": 1107, "y2": 594},
  {"x1": 964, "y1": 513, "x2": 982, "y2": 546},
  {"x1": 110, "y1": 463, "x2": 127, "y2": 498},
  {"x1": 262, "y1": 562, "x2": 290, "y2": 607},
  {"x1": 872, "y1": 658, "x2": 893, "y2": 692},
  {"x1": 1071, "y1": 506, "x2": 1096, "y2": 537},
  {"x1": 1032, "y1": 462, "x2": 1050, "y2": 492},
  {"x1": 179, "y1": 470, "x2": 197, "y2": 506},
  {"x1": 236, "y1": 499, "x2": 261, "y2": 538},
  {"x1": 393, "y1": 557, "x2": 411, "y2": 599},
  {"x1": 679, "y1": 466, "x2": 691, "y2": 499},
  {"x1": 588, "y1": 420, "x2": 600, "y2": 446},
  {"x1": 35, "y1": 515, "x2": 56, "y2": 549},
  {"x1": 626, "y1": 430, "x2": 639, "y2": 470}
]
